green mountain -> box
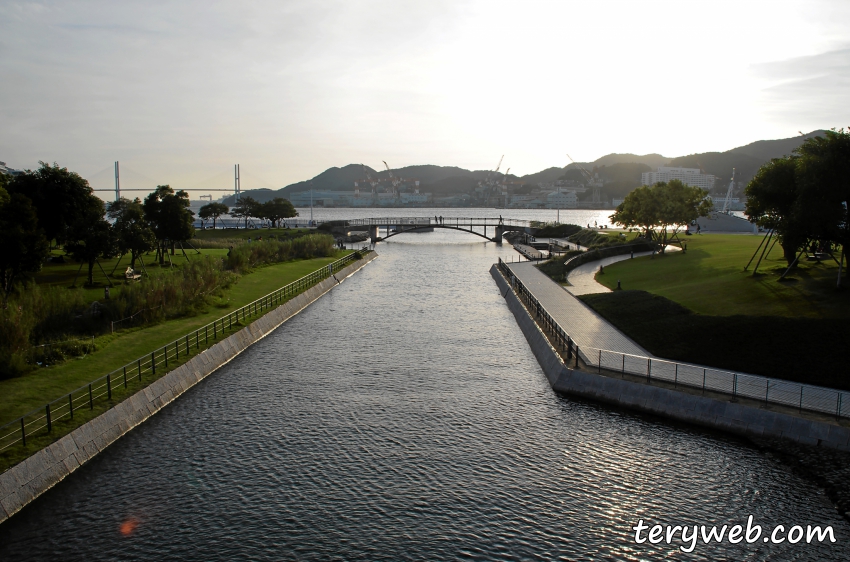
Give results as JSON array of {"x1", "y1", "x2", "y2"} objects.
[{"x1": 222, "y1": 130, "x2": 828, "y2": 205}]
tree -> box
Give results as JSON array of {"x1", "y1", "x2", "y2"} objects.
[
  {"x1": 745, "y1": 157, "x2": 805, "y2": 264},
  {"x1": 143, "y1": 185, "x2": 195, "y2": 261},
  {"x1": 229, "y1": 196, "x2": 260, "y2": 229},
  {"x1": 6, "y1": 162, "x2": 96, "y2": 246},
  {"x1": 64, "y1": 198, "x2": 118, "y2": 286},
  {"x1": 107, "y1": 197, "x2": 156, "y2": 270},
  {"x1": 198, "y1": 202, "x2": 229, "y2": 229},
  {"x1": 745, "y1": 129, "x2": 850, "y2": 272},
  {"x1": 795, "y1": 129, "x2": 850, "y2": 252},
  {"x1": 610, "y1": 180, "x2": 712, "y2": 251},
  {"x1": 260, "y1": 198, "x2": 298, "y2": 228},
  {"x1": 0, "y1": 187, "x2": 50, "y2": 306}
]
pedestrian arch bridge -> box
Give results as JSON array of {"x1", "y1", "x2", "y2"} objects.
[{"x1": 345, "y1": 217, "x2": 532, "y2": 243}]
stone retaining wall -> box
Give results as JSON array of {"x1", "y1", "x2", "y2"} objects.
[
  {"x1": 0, "y1": 253, "x2": 378, "y2": 523},
  {"x1": 490, "y1": 264, "x2": 850, "y2": 452}
]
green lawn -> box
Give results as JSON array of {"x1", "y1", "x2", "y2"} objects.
[
  {"x1": 594, "y1": 234, "x2": 850, "y2": 318},
  {"x1": 0, "y1": 253, "x2": 348, "y2": 427},
  {"x1": 577, "y1": 234, "x2": 849, "y2": 388}
]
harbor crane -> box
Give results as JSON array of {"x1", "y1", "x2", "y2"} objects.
[
  {"x1": 566, "y1": 153, "x2": 601, "y2": 204},
  {"x1": 382, "y1": 160, "x2": 401, "y2": 196}
]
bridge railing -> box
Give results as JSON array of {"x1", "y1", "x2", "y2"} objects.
[
  {"x1": 348, "y1": 217, "x2": 530, "y2": 227},
  {"x1": 0, "y1": 251, "x2": 368, "y2": 459},
  {"x1": 496, "y1": 258, "x2": 850, "y2": 419}
]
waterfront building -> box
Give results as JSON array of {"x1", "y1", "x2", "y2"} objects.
[
  {"x1": 545, "y1": 190, "x2": 577, "y2": 209},
  {"x1": 641, "y1": 167, "x2": 716, "y2": 190}
]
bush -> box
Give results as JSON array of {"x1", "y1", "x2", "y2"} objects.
[
  {"x1": 225, "y1": 234, "x2": 335, "y2": 272},
  {"x1": 533, "y1": 223, "x2": 583, "y2": 238},
  {"x1": 0, "y1": 256, "x2": 235, "y2": 379}
]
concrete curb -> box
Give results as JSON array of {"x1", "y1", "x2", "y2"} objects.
[
  {"x1": 0, "y1": 253, "x2": 378, "y2": 524},
  {"x1": 490, "y1": 264, "x2": 850, "y2": 452}
]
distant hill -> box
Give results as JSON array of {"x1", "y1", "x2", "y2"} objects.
[
  {"x1": 220, "y1": 130, "x2": 829, "y2": 206},
  {"x1": 727, "y1": 130, "x2": 826, "y2": 161}
]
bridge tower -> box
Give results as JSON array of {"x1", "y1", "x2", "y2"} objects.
[{"x1": 493, "y1": 226, "x2": 504, "y2": 243}]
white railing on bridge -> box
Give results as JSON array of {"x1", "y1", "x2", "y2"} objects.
[{"x1": 347, "y1": 217, "x2": 530, "y2": 227}]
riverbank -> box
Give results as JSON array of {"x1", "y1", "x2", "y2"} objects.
[
  {"x1": 491, "y1": 262, "x2": 850, "y2": 519},
  {"x1": 0, "y1": 252, "x2": 378, "y2": 524}
]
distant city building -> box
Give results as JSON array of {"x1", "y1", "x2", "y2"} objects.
[
  {"x1": 641, "y1": 167, "x2": 716, "y2": 191},
  {"x1": 288, "y1": 189, "x2": 431, "y2": 207},
  {"x1": 545, "y1": 190, "x2": 578, "y2": 209}
]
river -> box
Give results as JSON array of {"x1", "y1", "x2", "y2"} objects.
[{"x1": 0, "y1": 211, "x2": 845, "y2": 559}]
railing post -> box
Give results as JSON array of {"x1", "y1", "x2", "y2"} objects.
[
  {"x1": 196, "y1": 331, "x2": 199, "y2": 349},
  {"x1": 838, "y1": 393, "x2": 843, "y2": 418},
  {"x1": 646, "y1": 358, "x2": 651, "y2": 382},
  {"x1": 733, "y1": 374, "x2": 737, "y2": 396},
  {"x1": 152, "y1": 352, "x2": 156, "y2": 375},
  {"x1": 765, "y1": 379, "x2": 770, "y2": 405},
  {"x1": 138, "y1": 359, "x2": 142, "y2": 381},
  {"x1": 89, "y1": 384, "x2": 93, "y2": 409},
  {"x1": 107, "y1": 374, "x2": 112, "y2": 400},
  {"x1": 214, "y1": 322, "x2": 217, "y2": 339},
  {"x1": 674, "y1": 363, "x2": 678, "y2": 387},
  {"x1": 622, "y1": 354, "x2": 625, "y2": 373},
  {"x1": 69, "y1": 394, "x2": 74, "y2": 419},
  {"x1": 123, "y1": 366, "x2": 127, "y2": 388},
  {"x1": 46, "y1": 404, "x2": 51, "y2": 433},
  {"x1": 164, "y1": 346, "x2": 168, "y2": 369},
  {"x1": 702, "y1": 368, "x2": 706, "y2": 393},
  {"x1": 186, "y1": 335, "x2": 190, "y2": 355},
  {"x1": 799, "y1": 386, "x2": 804, "y2": 413},
  {"x1": 574, "y1": 346, "x2": 579, "y2": 369},
  {"x1": 21, "y1": 418, "x2": 26, "y2": 447},
  {"x1": 175, "y1": 340, "x2": 179, "y2": 360},
  {"x1": 598, "y1": 349, "x2": 602, "y2": 374}
]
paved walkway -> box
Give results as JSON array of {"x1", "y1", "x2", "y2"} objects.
[
  {"x1": 506, "y1": 262, "x2": 653, "y2": 357},
  {"x1": 565, "y1": 246, "x2": 683, "y2": 296}
]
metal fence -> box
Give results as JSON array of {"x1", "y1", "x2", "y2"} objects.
[
  {"x1": 348, "y1": 217, "x2": 530, "y2": 228},
  {"x1": 0, "y1": 252, "x2": 365, "y2": 454},
  {"x1": 496, "y1": 259, "x2": 850, "y2": 419}
]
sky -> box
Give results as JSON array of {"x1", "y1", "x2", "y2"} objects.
[{"x1": 1, "y1": 0, "x2": 849, "y2": 198}]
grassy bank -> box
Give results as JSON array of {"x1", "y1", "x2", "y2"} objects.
[
  {"x1": 579, "y1": 290, "x2": 849, "y2": 389},
  {"x1": 592, "y1": 234, "x2": 849, "y2": 318},
  {"x1": 578, "y1": 234, "x2": 848, "y2": 388},
  {"x1": 0, "y1": 254, "x2": 348, "y2": 427}
]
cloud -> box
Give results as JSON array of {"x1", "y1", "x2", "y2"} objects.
[{"x1": 752, "y1": 46, "x2": 850, "y2": 125}]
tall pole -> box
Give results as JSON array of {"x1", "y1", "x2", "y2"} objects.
[
  {"x1": 310, "y1": 186, "x2": 313, "y2": 225},
  {"x1": 114, "y1": 161, "x2": 120, "y2": 202},
  {"x1": 234, "y1": 164, "x2": 241, "y2": 202}
]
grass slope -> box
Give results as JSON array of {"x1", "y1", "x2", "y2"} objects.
[
  {"x1": 0, "y1": 254, "x2": 346, "y2": 427},
  {"x1": 594, "y1": 234, "x2": 850, "y2": 318},
  {"x1": 580, "y1": 290, "x2": 849, "y2": 389}
]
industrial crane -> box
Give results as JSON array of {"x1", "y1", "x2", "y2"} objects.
[
  {"x1": 382, "y1": 160, "x2": 401, "y2": 196},
  {"x1": 566, "y1": 153, "x2": 601, "y2": 204}
]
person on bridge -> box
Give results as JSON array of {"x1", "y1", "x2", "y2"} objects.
[{"x1": 499, "y1": 215, "x2": 503, "y2": 224}]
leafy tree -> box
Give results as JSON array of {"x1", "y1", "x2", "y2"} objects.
[
  {"x1": 229, "y1": 196, "x2": 260, "y2": 229},
  {"x1": 610, "y1": 180, "x2": 712, "y2": 252},
  {"x1": 65, "y1": 198, "x2": 118, "y2": 286},
  {"x1": 143, "y1": 185, "x2": 195, "y2": 260},
  {"x1": 0, "y1": 187, "x2": 50, "y2": 306},
  {"x1": 745, "y1": 157, "x2": 805, "y2": 264},
  {"x1": 745, "y1": 129, "x2": 850, "y2": 269},
  {"x1": 107, "y1": 197, "x2": 156, "y2": 270},
  {"x1": 260, "y1": 198, "x2": 298, "y2": 228},
  {"x1": 6, "y1": 162, "x2": 96, "y2": 246},
  {"x1": 198, "y1": 202, "x2": 229, "y2": 229},
  {"x1": 795, "y1": 129, "x2": 850, "y2": 251}
]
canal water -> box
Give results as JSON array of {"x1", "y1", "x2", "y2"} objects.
[{"x1": 0, "y1": 225, "x2": 847, "y2": 560}]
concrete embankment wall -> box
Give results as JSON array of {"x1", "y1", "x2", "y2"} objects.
[
  {"x1": 0, "y1": 253, "x2": 378, "y2": 523},
  {"x1": 490, "y1": 264, "x2": 850, "y2": 452}
]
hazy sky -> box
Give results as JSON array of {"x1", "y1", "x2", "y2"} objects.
[{"x1": 2, "y1": 0, "x2": 849, "y2": 197}]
